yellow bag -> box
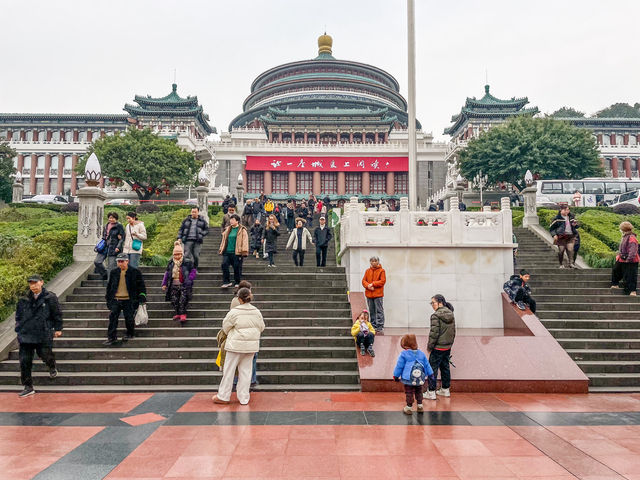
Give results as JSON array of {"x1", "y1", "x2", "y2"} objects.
[{"x1": 215, "y1": 349, "x2": 222, "y2": 368}]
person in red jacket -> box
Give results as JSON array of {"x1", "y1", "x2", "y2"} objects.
[
  {"x1": 362, "y1": 256, "x2": 387, "y2": 332},
  {"x1": 611, "y1": 221, "x2": 639, "y2": 296}
]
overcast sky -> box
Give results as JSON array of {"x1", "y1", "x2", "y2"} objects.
[{"x1": 1, "y1": 0, "x2": 638, "y2": 141}]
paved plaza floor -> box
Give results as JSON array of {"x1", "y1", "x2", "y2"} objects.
[{"x1": 0, "y1": 391, "x2": 640, "y2": 479}]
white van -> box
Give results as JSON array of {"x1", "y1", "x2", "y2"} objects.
[{"x1": 609, "y1": 189, "x2": 640, "y2": 208}]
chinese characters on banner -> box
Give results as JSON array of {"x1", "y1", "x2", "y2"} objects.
[{"x1": 246, "y1": 156, "x2": 408, "y2": 172}]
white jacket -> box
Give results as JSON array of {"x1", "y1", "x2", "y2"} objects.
[
  {"x1": 286, "y1": 228, "x2": 313, "y2": 250},
  {"x1": 123, "y1": 221, "x2": 148, "y2": 254},
  {"x1": 222, "y1": 303, "x2": 265, "y2": 353}
]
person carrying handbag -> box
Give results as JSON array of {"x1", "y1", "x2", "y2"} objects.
[{"x1": 123, "y1": 211, "x2": 147, "y2": 268}]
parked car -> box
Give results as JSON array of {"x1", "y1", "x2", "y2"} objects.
[
  {"x1": 609, "y1": 189, "x2": 640, "y2": 208},
  {"x1": 23, "y1": 195, "x2": 69, "y2": 205},
  {"x1": 105, "y1": 198, "x2": 133, "y2": 206}
]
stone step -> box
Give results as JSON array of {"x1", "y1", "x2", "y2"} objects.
[
  {"x1": 589, "y1": 386, "x2": 640, "y2": 393},
  {"x1": 88, "y1": 272, "x2": 348, "y2": 281},
  {"x1": 587, "y1": 373, "x2": 640, "y2": 388},
  {"x1": 66, "y1": 293, "x2": 349, "y2": 303},
  {"x1": 61, "y1": 309, "x2": 350, "y2": 319},
  {"x1": 548, "y1": 328, "x2": 640, "y2": 339},
  {"x1": 567, "y1": 349, "x2": 640, "y2": 361},
  {"x1": 61, "y1": 300, "x2": 351, "y2": 311},
  {"x1": 536, "y1": 302, "x2": 640, "y2": 311},
  {"x1": 535, "y1": 294, "x2": 634, "y2": 302},
  {"x1": 60, "y1": 326, "x2": 351, "y2": 338},
  {"x1": 137, "y1": 266, "x2": 343, "y2": 274},
  {"x1": 0, "y1": 370, "x2": 360, "y2": 386},
  {"x1": 8, "y1": 346, "x2": 356, "y2": 361},
  {"x1": 50, "y1": 336, "x2": 355, "y2": 349},
  {"x1": 81, "y1": 280, "x2": 348, "y2": 288},
  {"x1": 576, "y1": 361, "x2": 640, "y2": 374},
  {"x1": 0, "y1": 384, "x2": 360, "y2": 393},
  {"x1": 537, "y1": 310, "x2": 640, "y2": 319},
  {"x1": 559, "y1": 338, "x2": 640, "y2": 349},
  {"x1": 75, "y1": 286, "x2": 346, "y2": 295},
  {"x1": 528, "y1": 281, "x2": 610, "y2": 289},
  {"x1": 542, "y1": 319, "x2": 640, "y2": 329},
  {"x1": 0, "y1": 357, "x2": 358, "y2": 373},
  {"x1": 56, "y1": 317, "x2": 352, "y2": 328}
]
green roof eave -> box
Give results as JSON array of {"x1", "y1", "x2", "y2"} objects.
[
  {"x1": 267, "y1": 106, "x2": 389, "y2": 117},
  {"x1": 124, "y1": 105, "x2": 204, "y2": 116},
  {"x1": 0, "y1": 113, "x2": 129, "y2": 123},
  {"x1": 133, "y1": 84, "x2": 198, "y2": 107}
]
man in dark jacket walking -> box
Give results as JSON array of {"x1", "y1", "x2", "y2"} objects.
[
  {"x1": 313, "y1": 216, "x2": 333, "y2": 267},
  {"x1": 15, "y1": 274, "x2": 63, "y2": 397},
  {"x1": 94, "y1": 212, "x2": 125, "y2": 282},
  {"x1": 105, "y1": 254, "x2": 147, "y2": 345},
  {"x1": 503, "y1": 269, "x2": 537, "y2": 313},
  {"x1": 177, "y1": 207, "x2": 209, "y2": 269}
]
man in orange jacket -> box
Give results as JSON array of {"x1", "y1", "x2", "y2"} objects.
[{"x1": 362, "y1": 256, "x2": 386, "y2": 332}]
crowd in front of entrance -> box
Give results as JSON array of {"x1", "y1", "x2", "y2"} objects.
[{"x1": 13, "y1": 199, "x2": 639, "y2": 412}]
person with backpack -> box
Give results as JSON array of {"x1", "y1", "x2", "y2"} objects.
[
  {"x1": 94, "y1": 212, "x2": 125, "y2": 282},
  {"x1": 393, "y1": 334, "x2": 434, "y2": 415},
  {"x1": 503, "y1": 269, "x2": 537, "y2": 313},
  {"x1": 425, "y1": 294, "x2": 456, "y2": 400}
]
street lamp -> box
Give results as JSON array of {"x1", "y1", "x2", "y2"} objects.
[
  {"x1": 84, "y1": 153, "x2": 102, "y2": 187},
  {"x1": 473, "y1": 171, "x2": 488, "y2": 206},
  {"x1": 524, "y1": 169, "x2": 534, "y2": 187}
]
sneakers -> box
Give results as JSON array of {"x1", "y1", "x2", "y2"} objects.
[
  {"x1": 172, "y1": 315, "x2": 180, "y2": 321},
  {"x1": 179, "y1": 314, "x2": 187, "y2": 323},
  {"x1": 49, "y1": 368, "x2": 58, "y2": 379},
  {"x1": 611, "y1": 285, "x2": 620, "y2": 289},
  {"x1": 220, "y1": 283, "x2": 233, "y2": 288},
  {"x1": 426, "y1": 390, "x2": 437, "y2": 400},
  {"x1": 403, "y1": 406, "x2": 413, "y2": 415},
  {"x1": 212, "y1": 395, "x2": 230, "y2": 404},
  {"x1": 436, "y1": 387, "x2": 451, "y2": 397},
  {"x1": 559, "y1": 265, "x2": 566, "y2": 269},
  {"x1": 516, "y1": 301, "x2": 527, "y2": 311},
  {"x1": 360, "y1": 345, "x2": 366, "y2": 356},
  {"x1": 631, "y1": 292, "x2": 637, "y2": 296},
  {"x1": 102, "y1": 338, "x2": 117, "y2": 346},
  {"x1": 367, "y1": 346, "x2": 375, "y2": 357},
  {"x1": 19, "y1": 386, "x2": 35, "y2": 398},
  {"x1": 416, "y1": 404, "x2": 424, "y2": 413}
]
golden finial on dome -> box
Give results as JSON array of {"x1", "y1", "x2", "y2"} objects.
[{"x1": 317, "y1": 33, "x2": 333, "y2": 56}]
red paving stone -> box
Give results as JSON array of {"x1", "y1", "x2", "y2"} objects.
[
  {"x1": 0, "y1": 393, "x2": 639, "y2": 478},
  {"x1": 120, "y1": 412, "x2": 167, "y2": 426}
]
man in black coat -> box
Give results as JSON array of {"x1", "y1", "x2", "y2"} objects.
[
  {"x1": 177, "y1": 207, "x2": 209, "y2": 269},
  {"x1": 105, "y1": 254, "x2": 147, "y2": 345},
  {"x1": 15, "y1": 274, "x2": 63, "y2": 397},
  {"x1": 313, "y1": 216, "x2": 333, "y2": 267}
]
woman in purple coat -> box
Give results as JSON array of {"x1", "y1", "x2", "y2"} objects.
[{"x1": 162, "y1": 241, "x2": 197, "y2": 324}]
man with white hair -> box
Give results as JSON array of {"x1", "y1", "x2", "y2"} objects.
[{"x1": 361, "y1": 256, "x2": 386, "y2": 332}]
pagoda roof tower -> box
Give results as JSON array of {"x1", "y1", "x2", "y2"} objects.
[
  {"x1": 124, "y1": 83, "x2": 216, "y2": 135},
  {"x1": 229, "y1": 34, "x2": 418, "y2": 133},
  {"x1": 444, "y1": 84, "x2": 538, "y2": 137}
]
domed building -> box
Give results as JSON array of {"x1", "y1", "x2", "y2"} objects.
[{"x1": 212, "y1": 34, "x2": 446, "y2": 203}]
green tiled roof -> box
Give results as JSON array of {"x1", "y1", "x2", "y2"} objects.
[{"x1": 133, "y1": 84, "x2": 198, "y2": 107}]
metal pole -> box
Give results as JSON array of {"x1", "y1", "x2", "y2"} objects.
[{"x1": 407, "y1": 0, "x2": 417, "y2": 210}]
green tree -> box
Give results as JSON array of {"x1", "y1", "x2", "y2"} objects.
[
  {"x1": 549, "y1": 107, "x2": 585, "y2": 118},
  {"x1": 595, "y1": 102, "x2": 640, "y2": 118},
  {"x1": 458, "y1": 116, "x2": 603, "y2": 189},
  {"x1": 0, "y1": 142, "x2": 17, "y2": 203},
  {"x1": 76, "y1": 128, "x2": 199, "y2": 200}
]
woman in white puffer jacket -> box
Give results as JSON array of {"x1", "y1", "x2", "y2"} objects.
[{"x1": 213, "y1": 287, "x2": 265, "y2": 405}]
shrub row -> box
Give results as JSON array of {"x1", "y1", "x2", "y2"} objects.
[{"x1": 141, "y1": 209, "x2": 190, "y2": 266}]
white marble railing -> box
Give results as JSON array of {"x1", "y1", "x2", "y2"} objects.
[{"x1": 339, "y1": 196, "x2": 513, "y2": 254}]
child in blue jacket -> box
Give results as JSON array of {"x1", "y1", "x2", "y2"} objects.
[{"x1": 393, "y1": 334, "x2": 434, "y2": 415}]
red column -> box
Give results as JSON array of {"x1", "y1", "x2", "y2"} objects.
[
  {"x1": 46, "y1": 130, "x2": 52, "y2": 142},
  {"x1": 315, "y1": 132, "x2": 320, "y2": 143},
  {"x1": 32, "y1": 130, "x2": 38, "y2": 141},
  {"x1": 291, "y1": 130, "x2": 295, "y2": 143},
  {"x1": 624, "y1": 134, "x2": 630, "y2": 145},
  {"x1": 17, "y1": 154, "x2": 24, "y2": 174},
  {"x1": 87, "y1": 131, "x2": 93, "y2": 142},
  {"x1": 312, "y1": 171, "x2": 321, "y2": 195},
  {"x1": 73, "y1": 130, "x2": 79, "y2": 142},
  {"x1": 30, "y1": 154, "x2": 37, "y2": 194},
  {"x1": 374, "y1": 132, "x2": 379, "y2": 143},
  {"x1": 6, "y1": 130, "x2": 12, "y2": 141},
  {"x1": 268, "y1": 131, "x2": 273, "y2": 142},
  {"x1": 43, "y1": 154, "x2": 52, "y2": 194},
  {"x1": 386, "y1": 172, "x2": 395, "y2": 195},
  {"x1": 625, "y1": 157, "x2": 632, "y2": 178},
  {"x1": 383, "y1": 132, "x2": 388, "y2": 143},
  {"x1": 362, "y1": 172, "x2": 370, "y2": 195},
  {"x1": 611, "y1": 157, "x2": 619, "y2": 177},
  {"x1": 278, "y1": 132, "x2": 282, "y2": 143},
  {"x1": 264, "y1": 171, "x2": 272, "y2": 195},
  {"x1": 600, "y1": 157, "x2": 605, "y2": 169},
  {"x1": 303, "y1": 132, "x2": 308, "y2": 143},
  {"x1": 57, "y1": 154, "x2": 64, "y2": 194},
  {"x1": 637, "y1": 134, "x2": 640, "y2": 144},
  {"x1": 337, "y1": 172, "x2": 346, "y2": 195},
  {"x1": 596, "y1": 133, "x2": 603, "y2": 144},
  {"x1": 349, "y1": 132, "x2": 353, "y2": 143},
  {"x1": 288, "y1": 171, "x2": 296, "y2": 195},
  {"x1": 361, "y1": 132, "x2": 366, "y2": 143},
  {"x1": 610, "y1": 134, "x2": 616, "y2": 145},
  {"x1": 467, "y1": 125, "x2": 473, "y2": 139},
  {"x1": 71, "y1": 154, "x2": 78, "y2": 194}
]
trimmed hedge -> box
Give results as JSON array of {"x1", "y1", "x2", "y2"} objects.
[
  {"x1": 142, "y1": 209, "x2": 190, "y2": 266},
  {"x1": 578, "y1": 230, "x2": 617, "y2": 268},
  {"x1": 8, "y1": 203, "x2": 63, "y2": 212}
]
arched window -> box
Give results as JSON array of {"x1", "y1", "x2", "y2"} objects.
[
  {"x1": 38, "y1": 130, "x2": 47, "y2": 141},
  {"x1": 51, "y1": 130, "x2": 60, "y2": 142},
  {"x1": 36, "y1": 155, "x2": 46, "y2": 175},
  {"x1": 629, "y1": 135, "x2": 637, "y2": 146},
  {"x1": 616, "y1": 134, "x2": 624, "y2": 145},
  {"x1": 602, "y1": 135, "x2": 611, "y2": 145},
  {"x1": 64, "y1": 156, "x2": 73, "y2": 176},
  {"x1": 78, "y1": 131, "x2": 87, "y2": 142}
]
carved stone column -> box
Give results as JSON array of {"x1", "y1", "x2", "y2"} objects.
[
  {"x1": 73, "y1": 154, "x2": 107, "y2": 261},
  {"x1": 522, "y1": 185, "x2": 539, "y2": 227},
  {"x1": 12, "y1": 181, "x2": 24, "y2": 203}
]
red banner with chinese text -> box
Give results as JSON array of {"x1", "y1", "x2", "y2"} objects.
[{"x1": 246, "y1": 156, "x2": 408, "y2": 172}]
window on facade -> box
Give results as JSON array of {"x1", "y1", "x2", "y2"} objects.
[
  {"x1": 394, "y1": 173, "x2": 408, "y2": 194},
  {"x1": 78, "y1": 131, "x2": 87, "y2": 142},
  {"x1": 345, "y1": 173, "x2": 362, "y2": 195},
  {"x1": 272, "y1": 172, "x2": 288, "y2": 194},
  {"x1": 63, "y1": 178, "x2": 72, "y2": 195},
  {"x1": 370, "y1": 173, "x2": 386, "y2": 194},
  {"x1": 38, "y1": 130, "x2": 46, "y2": 142},
  {"x1": 23, "y1": 178, "x2": 30, "y2": 194},
  {"x1": 246, "y1": 172, "x2": 264, "y2": 194},
  {"x1": 616, "y1": 134, "x2": 624, "y2": 145},
  {"x1": 296, "y1": 172, "x2": 313, "y2": 194},
  {"x1": 51, "y1": 130, "x2": 60, "y2": 142},
  {"x1": 35, "y1": 179, "x2": 43, "y2": 194},
  {"x1": 36, "y1": 156, "x2": 45, "y2": 175},
  {"x1": 320, "y1": 172, "x2": 337, "y2": 194}
]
